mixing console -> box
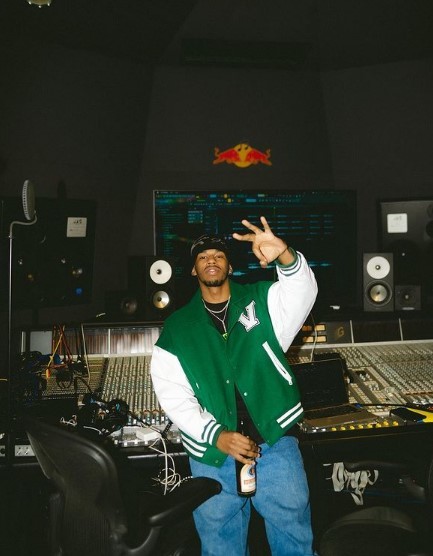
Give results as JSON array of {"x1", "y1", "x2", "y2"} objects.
[
  {"x1": 100, "y1": 355, "x2": 166, "y2": 426},
  {"x1": 287, "y1": 339, "x2": 433, "y2": 408},
  {"x1": 25, "y1": 358, "x2": 104, "y2": 402},
  {"x1": 9, "y1": 324, "x2": 433, "y2": 461},
  {"x1": 92, "y1": 339, "x2": 433, "y2": 435},
  {"x1": 21, "y1": 338, "x2": 433, "y2": 444}
]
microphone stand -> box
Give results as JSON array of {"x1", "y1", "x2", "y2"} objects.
[{"x1": 5, "y1": 215, "x2": 37, "y2": 467}]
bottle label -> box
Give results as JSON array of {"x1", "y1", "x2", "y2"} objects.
[{"x1": 239, "y1": 462, "x2": 256, "y2": 493}]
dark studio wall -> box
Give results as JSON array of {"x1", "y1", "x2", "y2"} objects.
[
  {"x1": 0, "y1": 41, "x2": 153, "y2": 326},
  {"x1": 0, "y1": 3, "x2": 433, "y2": 374},
  {"x1": 130, "y1": 65, "x2": 334, "y2": 256},
  {"x1": 131, "y1": 58, "x2": 433, "y2": 312},
  {"x1": 322, "y1": 59, "x2": 433, "y2": 252},
  {"x1": 0, "y1": 37, "x2": 153, "y2": 371}
]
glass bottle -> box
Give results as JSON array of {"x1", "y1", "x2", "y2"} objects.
[{"x1": 236, "y1": 419, "x2": 256, "y2": 497}]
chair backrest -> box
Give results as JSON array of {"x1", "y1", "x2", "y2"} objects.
[
  {"x1": 24, "y1": 416, "x2": 222, "y2": 556},
  {"x1": 24, "y1": 416, "x2": 132, "y2": 556}
]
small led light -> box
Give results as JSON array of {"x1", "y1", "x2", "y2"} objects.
[{"x1": 27, "y1": 0, "x2": 52, "y2": 7}]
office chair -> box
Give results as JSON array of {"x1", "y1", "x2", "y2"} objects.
[
  {"x1": 318, "y1": 455, "x2": 433, "y2": 556},
  {"x1": 23, "y1": 416, "x2": 221, "y2": 556}
]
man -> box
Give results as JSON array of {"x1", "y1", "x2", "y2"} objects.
[{"x1": 150, "y1": 216, "x2": 318, "y2": 555}]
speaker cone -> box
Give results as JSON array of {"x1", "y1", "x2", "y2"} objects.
[
  {"x1": 152, "y1": 290, "x2": 170, "y2": 309},
  {"x1": 120, "y1": 296, "x2": 138, "y2": 316},
  {"x1": 368, "y1": 283, "x2": 391, "y2": 304},
  {"x1": 395, "y1": 285, "x2": 421, "y2": 311},
  {"x1": 149, "y1": 260, "x2": 172, "y2": 284},
  {"x1": 366, "y1": 256, "x2": 390, "y2": 279}
]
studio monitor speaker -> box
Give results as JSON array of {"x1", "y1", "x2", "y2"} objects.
[
  {"x1": 104, "y1": 290, "x2": 140, "y2": 321},
  {"x1": 394, "y1": 285, "x2": 421, "y2": 311},
  {"x1": 1, "y1": 197, "x2": 96, "y2": 309},
  {"x1": 127, "y1": 256, "x2": 176, "y2": 321},
  {"x1": 363, "y1": 253, "x2": 394, "y2": 312},
  {"x1": 379, "y1": 198, "x2": 433, "y2": 308}
]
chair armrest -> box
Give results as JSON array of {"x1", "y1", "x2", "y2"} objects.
[
  {"x1": 146, "y1": 477, "x2": 221, "y2": 528},
  {"x1": 343, "y1": 460, "x2": 408, "y2": 473}
]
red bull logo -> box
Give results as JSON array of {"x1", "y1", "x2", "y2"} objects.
[{"x1": 213, "y1": 142, "x2": 272, "y2": 168}]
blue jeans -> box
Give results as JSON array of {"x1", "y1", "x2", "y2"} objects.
[{"x1": 189, "y1": 436, "x2": 315, "y2": 556}]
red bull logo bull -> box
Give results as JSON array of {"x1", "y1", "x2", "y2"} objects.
[{"x1": 213, "y1": 142, "x2": 272, "y2": 168}]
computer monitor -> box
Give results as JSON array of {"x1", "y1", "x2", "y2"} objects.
[
  {"x1": 379, "y1": 197, "x2": 433, "y2": 309},
  {"x1": 153, "y1": 189, "x2": 358, "y2": 312}
]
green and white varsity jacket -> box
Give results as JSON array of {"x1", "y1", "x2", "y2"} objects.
[{"x1": 150, "y1": 251, "x2": 317, "y2": 467}]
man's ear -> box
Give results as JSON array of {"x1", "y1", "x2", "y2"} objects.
[{"x1": 191, "y1": 265, "x2": 197, "y2": 276}]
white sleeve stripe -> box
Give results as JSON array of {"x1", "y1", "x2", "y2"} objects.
[
  {"x1": 278, "y1": 406, "x2": 304, "y2": 428},
  {"x1": 181, "y1": 435, "x2": 207, "y2": 453},
  {"x1": 277, "y1": 255, "x2": 302, "y2": 275},
  {"x1": 202, "y1": 419, "x2": 217, "y2": 441},
  {"x1": 183, "y1": 445, "x2": 205, "y2": 458},
  {"x1": 277, "y1": 402, "x2": 303, "y2": 424},
  {"x1": 205, "y1": 422, "x2": 220, "y2": 444}
]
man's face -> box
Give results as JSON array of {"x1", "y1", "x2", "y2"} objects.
[{"x1": 191, "y1": 249, "x2": 232, "y2": 287}]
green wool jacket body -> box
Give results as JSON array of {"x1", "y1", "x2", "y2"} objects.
[{"x1": 151, "y1": 253, "x2": 317, "y2": 467}]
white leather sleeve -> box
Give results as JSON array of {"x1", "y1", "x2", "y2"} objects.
[
  {"x1": 150, "y1": 344, "x2": 221, "y2": 443},
  {"x1": 267, "y1": 251, "x2": 318, "y2": 352}
]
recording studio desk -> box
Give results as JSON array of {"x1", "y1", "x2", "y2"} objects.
[{"x1": 3, "y1": 316, "x2": 433, "y2": 553}]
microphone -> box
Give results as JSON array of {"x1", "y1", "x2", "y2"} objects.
[{"x1": 22, "y1": 180, "x2": 36, "y2": 222}]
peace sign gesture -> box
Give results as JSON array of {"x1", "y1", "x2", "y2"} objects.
[{"x1": 232, "y1": 216, "x2": 293, "y2": 268}]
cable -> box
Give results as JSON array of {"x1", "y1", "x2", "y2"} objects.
[
  {"x1": 160, "y1": 419, "x2": 173, "y2": 439},
  {"x1": 308, "y1": 312, "x2": 318, "y2": 362},
  {"x1": 60, "y1": 416, "x2": 78, "y2": 427},
  {"x1": 79, "y1": 323, "x2": 91, "y2": 380},
  {"x1": 73, "y1": 375, "x2": 93, "y2": 394},
  {"x1": 149, "y1": 436, "x2": 183, "y2": 495},
  {"x1": 43, "y1": 328, "x2": 64, "y2": 375},
  {"x1": 170, "y1": 475, "x2": 194, "y2": 491},
  {"x1": 60, "y1": 325, "x2": 74, "y2": 364}
]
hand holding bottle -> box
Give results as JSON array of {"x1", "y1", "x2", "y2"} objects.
[{"x1": 216, "y1": 429, "x2": 260, "y2": 463}]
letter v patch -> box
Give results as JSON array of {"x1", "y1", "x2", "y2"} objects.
[{"x1": 238, "y1": 301, "x2": 260, "y2": 331}]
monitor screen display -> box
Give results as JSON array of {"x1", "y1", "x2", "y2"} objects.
[{"x1": 154, "y1": 189, "x2": 358, "y2": 311}]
